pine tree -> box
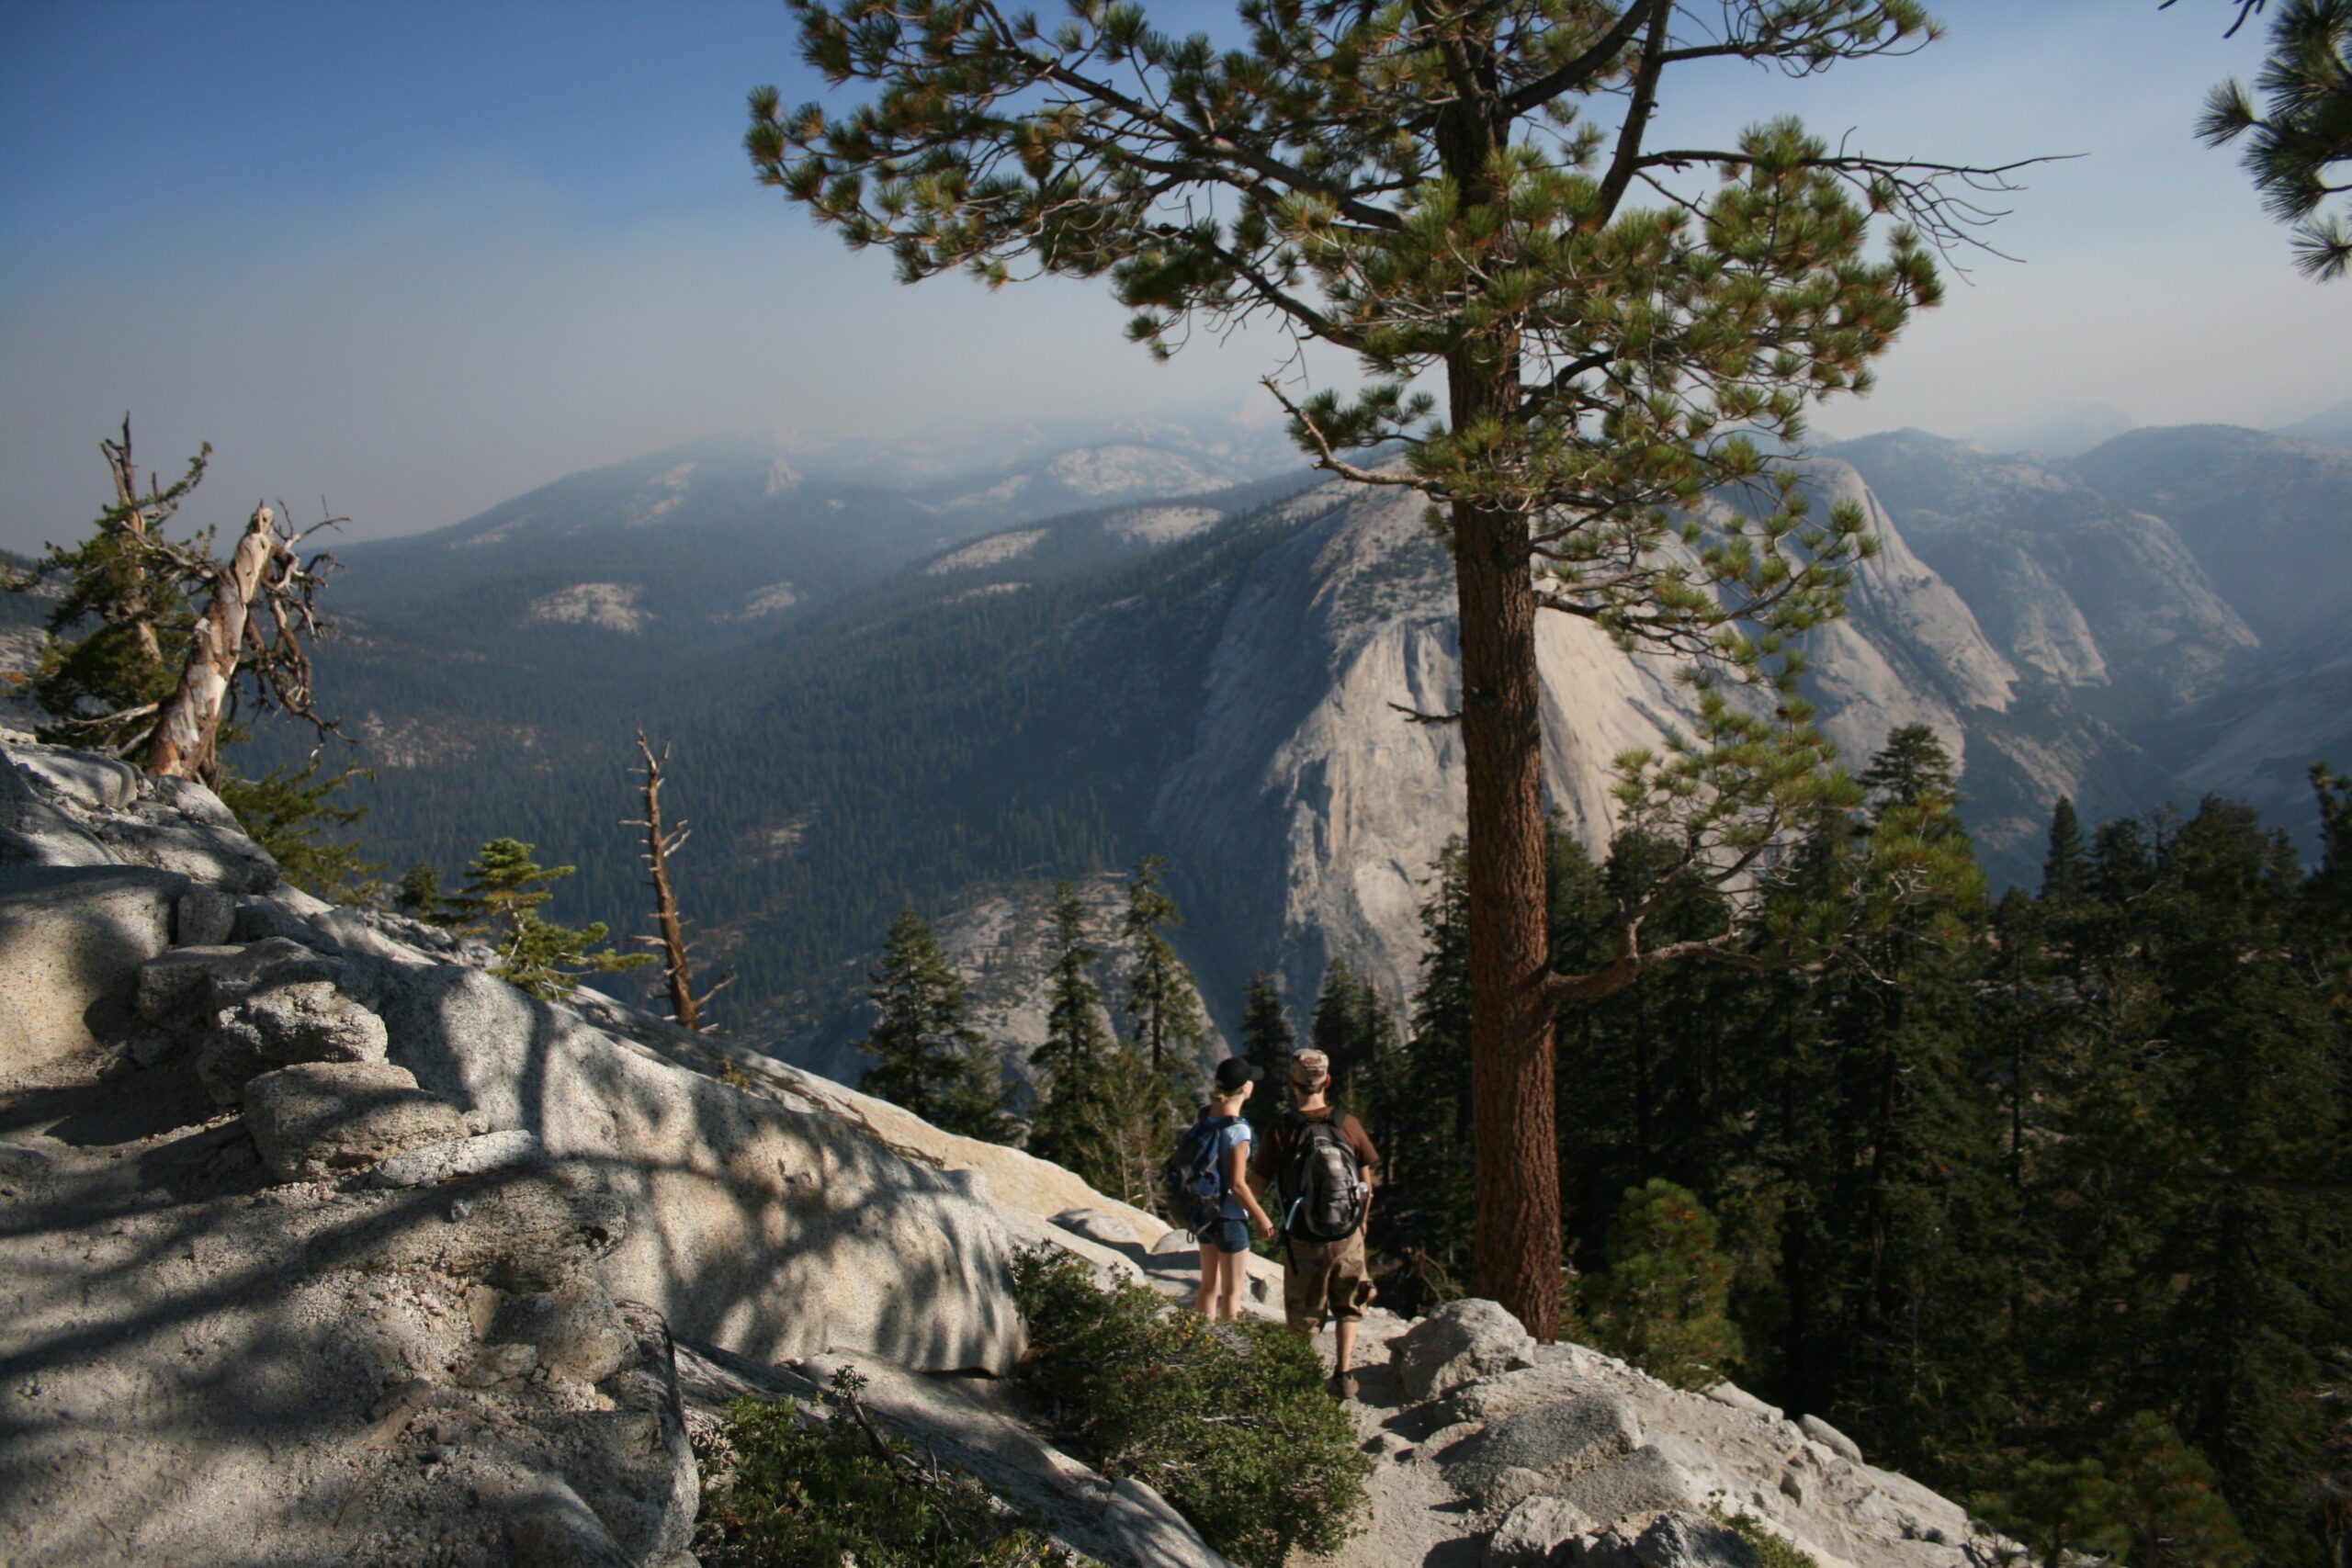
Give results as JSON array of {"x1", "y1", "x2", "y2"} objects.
[
  {"x1": 856, "y1": 909, "x2": 1014, "y2": 1143},
  {"x1": 3, "y1": 421, "x2": 209, "y2": 753},
  {"x1": 450, "y1": 838, "x2": 656, "y2": 1002},
  {"x1": 2195, "y1": 0, "x2": 2352, "y2": 279},
  {"x1": 2128, "y1": 800, "x2": 2341, "y2": 1562},
  {"x1": 1238, "y1": 969, "x2": 1295, "y2": 1143},
  {"x1": 1575, "y1": 1178, "x2": 1745, "y2": 1391},
  {"x1": 2103, "y1": 1412, "x2": 2252, "y2": 1568},
  {"x1": 1363, "y1": 839, "x2": 1476, "y2": 1314},
  {"x1": 754, "y1": 0, "x2": 2001, "y2": 1337},
  {"x1": 1121, "y1": 854, "x2": 1207, "y2": 1080},
  {"x1": 213, "y1": 758, "x2": 384, "y2": 906},
  {"x1": 396, "y1": 863, "x2": 449, "y2": 923},
  {"x1": 2042, "y1": 796, "x2": 2090, "y2": 903},
  {"x1": 1032, "y1": 881, "x2": 1170, "y2": 1203}
]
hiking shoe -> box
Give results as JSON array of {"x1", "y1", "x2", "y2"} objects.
[{"x1": 1328, "y1": 1370, "x2": 1358, "y2": 1402}]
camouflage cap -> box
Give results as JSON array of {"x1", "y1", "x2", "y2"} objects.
[{"x1": 1289, "y1": 1048, "x2": 1331, "y2": 1091}]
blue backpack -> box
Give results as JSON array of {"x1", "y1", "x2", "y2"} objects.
[{"x1": 1159, "y1": 1110, "x2": 1238, "y2": 1232}]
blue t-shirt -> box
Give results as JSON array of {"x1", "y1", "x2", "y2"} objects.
[{"x1": 1214, "y1": 1117, "x2": 1253, "y2": 1221}]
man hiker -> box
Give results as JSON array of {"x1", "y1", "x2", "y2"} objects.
[{"x1": 1250, "y1": 1047, "x2": 1379, "y2": 1399}]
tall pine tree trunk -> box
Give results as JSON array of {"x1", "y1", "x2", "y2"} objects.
[
  {"x1": 1442, "y1": 59, "x2": 1565, "y2": 1336},
  {"x1": 1453, "y1": 474, "x2": 1562, "y2": 1339},
  {"x1": 147, "y1": 504, "x2": 280, "y2": 783}
]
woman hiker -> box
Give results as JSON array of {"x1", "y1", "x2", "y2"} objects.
[{"x1": 1194, "y1": 1055, "x2": 1276, "y2": 1321}]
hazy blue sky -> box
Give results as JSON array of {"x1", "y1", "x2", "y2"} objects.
[{"x1": 2, "y1": 0, "x2": 2344, "y2": 551}]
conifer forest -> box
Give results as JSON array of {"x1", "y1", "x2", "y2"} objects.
[{"x1": 843, "y1": 724, "x2": 2352, "y2": 1564}]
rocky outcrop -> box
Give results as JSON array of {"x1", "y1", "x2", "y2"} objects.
[
  {"x1": 1297, "y1": 1303, "x2": 1984, "y2": 1568},
  {"x1": 0, "y1": 731, "x2": 1229, "y2": 1566},
  {"x1": 3, "y1": 730, "x2": 1994, "y2": 1567}
]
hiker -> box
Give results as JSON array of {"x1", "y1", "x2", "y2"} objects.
[
  {"x1": 1183, "y1": 1056, "x2": 1276, "y2": 1321},
  {"x1": 1250, "y1": 1046, "x2": 1379, "y2": 1399}
]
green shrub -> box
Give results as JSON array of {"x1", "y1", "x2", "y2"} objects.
[
  {"x1": 1010, "y1": 1247, "x2": 1371, "y2": 1568},
  {"x1": 695, "y1": 1365, "x2": 1066, "y2": 1567},
  {"x1": 1718, "y1": 1508, "x2": 1824, "y2": 1568}
]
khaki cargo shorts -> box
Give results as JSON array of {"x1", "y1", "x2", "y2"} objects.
[{"x1": 1282, "y1": 1229, "x2": 1375, "y2": 1332}]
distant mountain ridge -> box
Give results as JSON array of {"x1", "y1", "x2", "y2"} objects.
[
  {"x1": 2273, "y1": 393, "x2": 2352, "y2": 448},
  {"x1": 9, "y1": 417, "x2": 2349, "y2": 1075}
]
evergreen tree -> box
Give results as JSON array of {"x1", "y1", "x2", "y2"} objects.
[
  {"x1": 856, "y1": 909, "x2": 1014, "y2": 1143},
  {"x1": 450, "y1": 838, "x2": 656, "y2": 1002},
  {"x1": 4, "y1": 419, "x2": 343, "y2": 783},
  {"x1": 1363, "y1": 839, "x2": 1476, "y2": 1314},
  {"x1": 1857, "y1": 722, "x2": 1959, "y2": 810},
  {"x1": 2042, "y1": 796, "x2": 2089, "y2": 903},
  {"x1": 1032, "y1": 881, "x2": 1170, "y2": 1204},
  {"x1": 2195, "y1": 0, "x2": 2352, "y2": 279},
  {"x1": 2093, "y1": 816, "x2": 2157, "y2": 903},
  {"x1": 1121, "y1": 853, "x2": 1207, "y2": 1079},
  {"x1": 1575, "y1": 1178, "x2": 1745, "y2": 1391},
  {"x1": 755, "y1": 0, "x2": 1991, "y2": 1337},
  {"x1": 1822, "y1": 728, "x2": 2004, "y2": 1454},
  {"x1": 2127, "y1": 800, "x2": 2340, "y2": 1562},
  {"x1": 214, "y1": 759, "x2": 383, "y2": 906},
  {"x1": 1308, "y1": 960, "x2": 1396, "y2": 1108},
  {"x1": 1238, "y1": 969, "x2": 1294, "y2": 1143},
  {"x1": 396, "y1": 863, "x2": 449, "y2": 923},
  {"x1": 2103, "y1": 1411, "x2": 2252, "y2": 1568},
  {"x1": 2, "y1": 421, "x2": 209, "y2": 753}
]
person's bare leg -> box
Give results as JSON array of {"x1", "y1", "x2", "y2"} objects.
[
  {"x1": 1334, "y1": 1318, "x2": 1359, "y2": 1380},
  {"x1": 1219, "y1": 1256, "x2": 1248, "y2": 1321},
  {"x1": 1194, "y1": 1242, "x2": 1223, "y2": 1316}
]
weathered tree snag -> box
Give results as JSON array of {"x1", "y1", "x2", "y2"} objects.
[
  {"x1": 146, "y1": 505, "x2": 283, "y2": 783},
  {"x1": 144, "y1": 501, "x2": 340, "y2": 784},
  {"x1": 630, "y1": 732, "x2": 729, "y2": 1031}
]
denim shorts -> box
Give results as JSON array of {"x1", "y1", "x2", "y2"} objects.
[{"x1": 1200, "y1": 1217, "x2": 1251, "y2": 1255}]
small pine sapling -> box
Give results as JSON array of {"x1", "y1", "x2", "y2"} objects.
[
  {"x1": 450, "y1": 837, "x2": 654, "y2": 1001},
  {"x1": 1573, "y1": 1178, "x2": 1745, "y2": 1391}
]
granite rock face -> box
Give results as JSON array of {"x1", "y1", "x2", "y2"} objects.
[
  {"x1": 1440, "y1": 1393, "x2": 1643, "y2": 1506},
  {"x1": 378, "y1": 962, "x2": 1027, "y2": 1372},
  {"x1": 1632, "y1": 1513, "x2": 1763, "y2": 1568},
  {"x1": 1486, "y1": 1495, "x2": 1601, "y2": 1567},
  {"x1": 0, "y1": 863, "x2": 187, "y2": 1075},
  {"x1": 1141, "y1": 464, "x2": 2059, "y2": 1053}
]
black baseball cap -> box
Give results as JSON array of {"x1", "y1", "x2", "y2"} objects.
[{"x1": 1213, "y1": 1057, "x2": 1265, "y2": 1092}]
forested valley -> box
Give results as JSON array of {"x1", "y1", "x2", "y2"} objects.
[{"x1": 858, "y1": 725, "x2": 2352, "y2": 1565}]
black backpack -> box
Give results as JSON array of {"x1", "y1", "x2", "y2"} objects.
[
  {"x1": 1280, "y1": 1110, "x2": 1369, "y2": 1243},
  {"x1": 1159, "y1": 1109, "x2": 1238, "y2": 1232}
]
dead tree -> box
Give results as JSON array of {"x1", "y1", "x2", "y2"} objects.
[
  {"x1": 628, "y1": 731, "x2": 729, "y2": 1031},
  {"x1": 145, "y1": 502, "x2": 342, "y2": 784}
]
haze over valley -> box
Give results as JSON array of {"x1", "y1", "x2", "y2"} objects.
[{"x1": 26, "y1": 401, "x2": 2321, "y2": 1076}]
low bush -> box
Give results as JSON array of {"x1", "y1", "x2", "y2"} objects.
[
  {"x1": 1718, "y1": 1508, "x2": 1824, "y2": 1568},
  {"x1": 695, "y1": 1364, "x2": 1067, "y2": 1567},
  {"x1": 1009, "y1": 1247, "x2": 1371, "y2": 1568}
]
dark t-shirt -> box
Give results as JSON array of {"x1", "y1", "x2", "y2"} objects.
[{"x1": 1251, "y1": 1105, "x2": 1379, "y2": 1198}]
